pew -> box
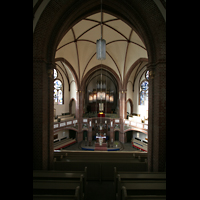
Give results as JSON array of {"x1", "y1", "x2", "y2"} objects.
[
  {"x1": 60, "y1": 152, "x2": 147, "y2": 163},
  {"x1": 33, "y1": 186, "x2": 80, "y2": 200},
  {"x1": 33, "y1": 175, "x2": 84, "y2": 200},
  {"x1": 33, "y1": 167, "x2": 87, "y2": 193},
  {"x1": 114, "y1": 167, "x2": 166, "y2": 194},
  {"x1": 122, "y1": 186, "x2": 166, "y2": 200},
  {"x1": 117, "y1": 175, "x2": 166, "y2": 200},
  {"x1": 54, "y1": 138, "x2": 76, "y2": 150},
  {"x1": 54, "y1": 115, "x2": 74, "y2": 123},
  {"x1": 54, "y1": 161, "x2": 147, "y2": 181}
]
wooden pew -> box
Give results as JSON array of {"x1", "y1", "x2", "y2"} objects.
[
  {"x1": 33, "y1": 175, "x2": 84, "y2": 200},
  {"x1": 114, "y1": 167, "x2": 166, "y2": 194},
  {"x1": 117, "y1": 175, "x2": 166, "y2": 200},
  {"x1": 122, "y1": 186, "x2": 166, "y2": 200},
  {"x1": 54, "y1": 138, "x2": 76, "y2": 150},
  {"x1": 33, "y1": 167, "x2": 87, "y2": 193},
  {"x1": 33, "y1": 186, "x2": 80, "y2": 200}
]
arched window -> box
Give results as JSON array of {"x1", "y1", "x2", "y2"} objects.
[
  {"x1": 54, "y1": 69, "x2": 57, "y2": 79},
  {"x1": 54, "y1": 69, "x2": 63, "y2": 105},
  {"x1": 139, "y1": 71, "x2": 149, "y2": 105}
]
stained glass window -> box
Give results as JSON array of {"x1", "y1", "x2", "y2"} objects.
[
  {"x1": 54, "y1": 89, "x2": 57, "y2": 103},
  {"x1": 140, "y1": 91, "x2": 145, "y2": 105},
  {"x1": 54, "y1": 79, "x2": 63, "y2": 105},
  {"x1": 54, "y1": 69, "x2": 57, "y2": 79},
  {"x1": 139, "y1": 79, "x2": 149, "y2": 105},
  {"x1": 141, "y1": 80, "x2": 148, "y2": 91},
  {"x1": 145, "y1": 70, "x2": 149, "y2": 80},
  {"x1": 54, "y1": 80, "x2": 62, "y2": 90}
]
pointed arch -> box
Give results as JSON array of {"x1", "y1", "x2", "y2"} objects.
[
  {"x1": 123, "y1": 57, "x2": 148, "y2": 90},
  {"x1": 55, "y1": 57, "x2": 80, "y2": 90}
]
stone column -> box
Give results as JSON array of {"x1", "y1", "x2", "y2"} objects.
[
  {"x1": 76, "y1": 90, "x2": 83, "y2": 142},
  {"x1": 47, "y1": 62, "x2": 54, "y2": 170},
  {"x1": 147, "y1": 61, "x2": 166, "y2": 172},
  {"x1": 33, "y1": 58, "x2": 53, "y2": 170},
  {"x1": 119, "y1": 90, "x2": 126, "y2": 143}
]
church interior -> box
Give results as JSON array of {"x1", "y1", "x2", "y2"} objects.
[{"x1": 33, "y1": 0, "x2": 166, "y2": 199}]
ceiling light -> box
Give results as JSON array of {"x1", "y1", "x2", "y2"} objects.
[
  {"x1": 96, "y1": 0, "x2": 106, "y2": 60},
  {"x1": 96, "y1": 38, "x2": 106, "y2": 60}
]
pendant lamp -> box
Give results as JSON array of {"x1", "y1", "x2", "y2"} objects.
[
  {"x1": 96, "y1": 38, "x2": 106, "y2": 60},
  {"x1": 96, "y1": 0, "x2": 106, "y2": 60}
]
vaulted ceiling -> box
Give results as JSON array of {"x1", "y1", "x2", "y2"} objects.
[{"x1": 55, "y1": 12, "x2": 148, "y2": 89}]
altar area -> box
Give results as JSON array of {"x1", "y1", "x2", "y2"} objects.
[{"x1": 80, "y1": 133, "x2": 123, "y2": 151}]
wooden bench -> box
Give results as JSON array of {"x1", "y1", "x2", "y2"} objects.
[
  {"x1": 33, "y1": 175, "x2": 83, "y2": 200},
  {"x1": 54, "y1": 138, "x2": 76, "y2": 150},
  {"x1": 132, "y1": 153, "x2": 147, "y2": 162},
  {"x1": 33, "y1": 186, "x2": 80, "y2": 200},
  {"x1": 122, "y1": 186, "x2": 166, "y2": 200},
  {"x1": 62, "y1": 152, "x2": 146, "y2": 163},
  {"x1": 33, "y1": 167, "x2": 87, "y2": 193},
  {"x1": 114, "y1": 167, "x2": 166, "y2": 194},
  {"x1": 117, "y1": 175, "x2": 166, "y2": 200},
  {"x1": 54, "y1": 161, "x2": 147, "y2": 181}
]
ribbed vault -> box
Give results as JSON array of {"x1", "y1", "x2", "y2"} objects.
[{"x1": 55, "y1": 12, "x2": 148, "y2": 89}]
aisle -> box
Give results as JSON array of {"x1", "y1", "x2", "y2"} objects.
[{"x1": 85, "y1": 181, "x2": 115, "y2": 200}]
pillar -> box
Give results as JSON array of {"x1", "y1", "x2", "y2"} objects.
[
  {"x1": 147, "y1": 61, "x2": 166, "y2": 172},
  {"x1": 33, "y1": 58, "x2": 54, "y2": 170},
  {"x1": 119, "y1": 90, "x2": 126, "y2": 143},
  {"x1": 76, "y1": 90, "x2": 83, "y2": 142}
]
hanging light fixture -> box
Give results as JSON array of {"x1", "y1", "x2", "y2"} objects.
[
  {"x1": 96, "y1": 39, "x2": 106, "y2": 60},
  {"x1": 96, "y1": 0, "x2": 106, "y2": 60}
]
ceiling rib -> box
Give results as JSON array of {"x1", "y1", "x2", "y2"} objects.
[
  {"x1": 59, "y1": 61, "x2": 70, "y2": 91},
  {"x1": 132, "y1": 61, "x2": 143, "y2": 91},
  {"x1": 76, "y1": 23, "x2": 100, "y2": 40},
  {"x1": 55, "y1": 62, "x2": 70, "y2": 86},
  {"x1": 104, "y1": 24, "x2": 128, "y2": 40},
  {"x1": 106, "y1": 51, "x2": 122, "y2": 82},
  {"x1": 72, "y1": 28, "x2": 80, "y2": 81},
  {"x1": 55, "y1": 12, "x2": 147, "y2": 87},
  {"x1": 123, "y1": 30, "x2": 133, "y2": 84},
  {"x1": 84, "y1": 17, "x2": 119, "y2": 24},
  {"x1": 81, "y1": 52, "x2": 96, "y2": 82},
  {"x1": 56, "y1": 41, "x2": 74, "y2": 51}
]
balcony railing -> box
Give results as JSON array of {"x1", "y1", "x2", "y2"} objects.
[
  {"x1": 124, "y1": 119, "x2": 148, "y2": 134},
  {"x1": 53, "y1": 117, "x2": 148, "y2": 134},
  {"x1": 54, "y1": 119, "x2": 78, "y2": 130}
]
